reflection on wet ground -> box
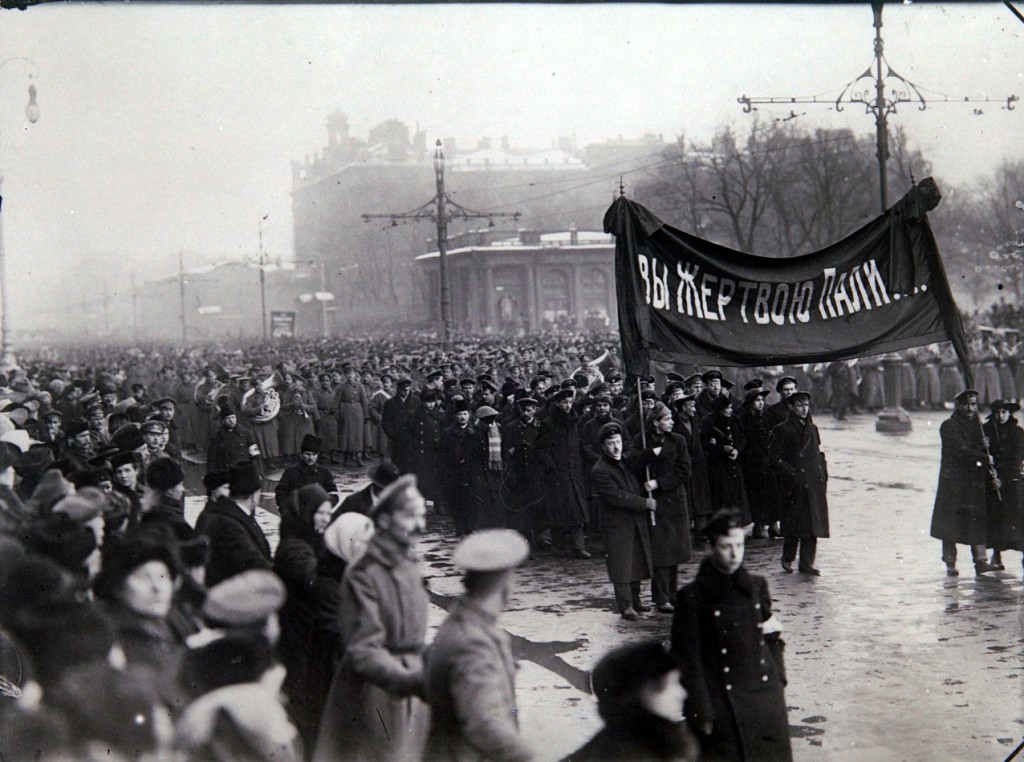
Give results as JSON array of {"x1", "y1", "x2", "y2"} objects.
[{"x1": 184, "y1": 412, "x2": 1024, "y2": 761}]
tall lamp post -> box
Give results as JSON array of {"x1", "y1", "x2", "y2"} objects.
[{"x1": 0, "y1": 59, "x2": 40, "y2": 371}]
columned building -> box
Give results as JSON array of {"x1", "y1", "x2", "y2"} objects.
[{"x1": 414, "y1": 229, "x2": 616, "y2": 333}]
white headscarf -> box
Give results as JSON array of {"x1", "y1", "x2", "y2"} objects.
[{"x1": 323, "y1": 512, "x2": 375, "y2": 564}]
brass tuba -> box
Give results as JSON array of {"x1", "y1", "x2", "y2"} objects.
[{"x1": 241, "y1": 371, "x2": 284, "y2": 423}]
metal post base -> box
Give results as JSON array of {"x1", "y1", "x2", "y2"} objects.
[{"x1": 875, "y1": 406, "x2": 912, "y2": 434}]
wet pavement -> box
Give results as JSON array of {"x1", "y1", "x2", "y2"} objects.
[{"x1": 184, "y1": 411, "x2": 1024, "y2": 761}]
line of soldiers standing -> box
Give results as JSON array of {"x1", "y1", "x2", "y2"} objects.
[{"x1": 373, "y1": 362, "x2": 831, "y2": 618}]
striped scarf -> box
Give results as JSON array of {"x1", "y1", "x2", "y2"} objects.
[{"x1": 488, "y1": 421, "x2": 503, "y2": 470}]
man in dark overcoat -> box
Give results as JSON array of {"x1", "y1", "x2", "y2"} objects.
[
  {"x1": 671, "y1": 510, "x2": 791, "y2": 762},
  {"x1": 590, "y1": 421, "x2": 657, "y2": 619},
  {"x1": 381, "y1": 377, "x2": 419, "y2": 474},
  {"x1": 930, "y1": 389, "x2": 1000, "y2": 576},
  {"x1": 440, "y1": 399, "x2": 476, "y2": 537},
  {"x1": 769, "y1": 391, "x2": 828, "y2": 575},
  {"x1": 206, "y1": 400, "x2": 261, "y2": 476},
  {"x1": 274, "y1": 434, "x2": 337, "y2": 515},
  {"x1": 500, "y1": 397, "x2": 548, "y2": 547},
  {"x1": 636, "y1": 402, "x2": 692, "y2": 612},
  {"x1": 409, "y1": 388, "x2": 444, "y2": 507},
  {"x1": 194, "y1": 460, "x2": 273, "y2": 587},
  {"x1": 536, "y1": 389, "x2": 590, "y2": 558}
]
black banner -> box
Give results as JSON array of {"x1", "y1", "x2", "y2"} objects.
[{"x1": 603, "y1": 178, "x2": 972, "y2": 383}]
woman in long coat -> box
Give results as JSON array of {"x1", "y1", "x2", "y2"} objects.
[
  {"x1": 335, "y1": 365, "x2": 369, "y2": 466},
  {"x1": 671, "y1": 510, "x2": 791, "y2": 762},
  {"x1": 314, "y1": 476, "x2": 430, "y2": 762},
  {"x1": 700, "y1": 396, "x2": 749, "y2": 524},
  {"x1": 738, "y1": 389, "x2": 777, "y2": 538},
  {"x1": 635, "y1": 403, "x2": 692, "y2": 612},
  {"x1": 983, "y1": 400, "x2": 1024, "y2": 568},
  {"x1": 769, "y1": 392, "x2": 829, "y2": 574}
]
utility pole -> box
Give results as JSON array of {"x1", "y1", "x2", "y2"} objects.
[
  {"x1": 737, "y1": 0, "x2": 1018, "y2": 432},
  {"x1": 738, "y1": 1, "x2": 1016, "y2": 214},
  {"x1": 178, "y1": 251, "x2": 187, "y2": 344},
  {"x1": 363, "y1": 139, "x2": 520, "y2": 347},
  {"x1": 258, "y1": 213, "x2": 268, "y2": 342},
  {"x1": 130, "y1": 269, "x2": 139, "y2": 343}
]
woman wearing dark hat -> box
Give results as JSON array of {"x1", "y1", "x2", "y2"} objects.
[
  {"x1": 565, "y1": 639, "x2": 698, "y2": 761},
  {"x1": 671, "y1": 510, "x2": 791, "y2": 762},
  {"x1": 737, "y1": 389, "x2": 779, "y2": 540},
  {"x1": 983, "y1": 399, "x2": 1024, "y2": 570},
  {"x1": 700, "y1": 396, "x2": 750, "y2": 524},
  {"x1": 92, "y1": 530, "x2": 185, "y2": 672}
]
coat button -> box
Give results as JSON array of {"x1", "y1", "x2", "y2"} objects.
[
  {"x1": 762, "y1": 675, "x2": 769, "y2": 682},
  {"x1": 721, "y1": 648, "x2": 728, "y2": 655},
  {"x1": 726, "y1": 684, "x2": 732, "y2": 691},
  {"x1": 714, "y1": 610, "x2": 721, "y2": 617},
  {"x1": 754, "y1": 603, "x2": 760, "y2": 610},
  {"x1": 723, "y1": 667, "x2": 730, "y2": 673},
  {"x1": 760, "y1": 658, "x2": 765, "y2": 665}
]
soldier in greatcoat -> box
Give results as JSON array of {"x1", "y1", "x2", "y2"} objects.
[
  {"x1": 314, "y1": 475, "x2": 431, "y2": 762},
  {"x1": 930, "y1": 389, "x2": 1001, "y2": 576},
  {"x1": 769, "y1": 391, "x2": 828, "y2": 575},
  {"x1": 409, "y1": 388, "x2": 444, "y2": 507},
  {"x1": 424, "y1": 530, "x2": 533, "y2": 762},
  {"x1": 671, "y1": 510, "x2": 791, "y2": 762}
]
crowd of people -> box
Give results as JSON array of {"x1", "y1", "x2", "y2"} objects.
[{"x1": 0, "y1": 327, "x2": 1019, "y2": 760}]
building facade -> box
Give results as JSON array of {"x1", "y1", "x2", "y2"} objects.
[{"x1": 414, "y1": 228, "x2": 616, "y2": 334}]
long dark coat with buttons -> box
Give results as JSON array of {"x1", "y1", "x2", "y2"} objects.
[
  {"x1": 983, "y1": 414, "x2": 1024, "y2": 551},
  {"x1": 671, "y1": 558, "x2": 791, "y2": 762},
  {"x1": 634, "y1": 430, "x2": 692, "y2": 567},
  {"x1": 674, "y1": 413, "x2": 714, "y2": 525},
  {"x1": 930, "y1": 410, "x2": 990, "y2": 545},
  {"x1": 769, "y1": 415, "x2": 829, "y2": 539}
]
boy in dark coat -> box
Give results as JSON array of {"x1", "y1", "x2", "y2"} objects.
[{"x1": 671, "y1": 510, "x2": 791, "y2": 762}]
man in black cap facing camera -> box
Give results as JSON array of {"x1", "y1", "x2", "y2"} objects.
[
  {"x1": 590, "y1": 421, "x2": 658, "y2": 619},
  {"x1": 696, "y1": 370, "x2": 724, "y2": 419},
  {"x1": 770, "y1": 391, "x2": 829, "y2": 575},
  {"x1": 194, "y1": 460, "x2": 273, "y2": 587},
  {"x1": 424, "y1": 529, "x2": 533, "y2": 762},
  {"x1": 766, "y1": 376, "x2": 798, "y2": 428},
  {"x1": 274, "y1": 433, "x2": 337, "y2": 514},
  {"x1": 382, "y1": 377, "x2": 419, "y2": 474},
  {"x1": 207, "y1": 398, "x2": 261, "y2": 475}
]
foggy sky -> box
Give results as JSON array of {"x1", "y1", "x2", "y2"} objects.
[{"x1": 1, "y1": 2, "x2": 1020, "y2": 334}]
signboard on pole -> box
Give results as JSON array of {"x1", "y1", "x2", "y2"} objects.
[{"x1": 270, "y1": 311, "x2": 296, "y2": 339}]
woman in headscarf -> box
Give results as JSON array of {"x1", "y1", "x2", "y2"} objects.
[{"x1": 274, "y1": 483, "x2": 337, "y2": 750}]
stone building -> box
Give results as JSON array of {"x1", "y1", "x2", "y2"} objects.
[{"x1": 414, "y1": 228, "x2": 616, "y2": 333}]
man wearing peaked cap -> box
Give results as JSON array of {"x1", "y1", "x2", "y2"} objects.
[
  {"x1": 274, "y1": 433, "x2": 337, "y2": 515},
  {"x1": 314, "y1": 472, "x2": 431, "y2": 761},
  {"x1": 202, "y1": 568, "x2": 286, "y2": 642},
  {"x1": 766, "y1": 375, "x2": 799, "y2": 428},
  {"x1": 206, "y1": 397, "x2": 261, "y2": 475},
  {"x1": 424, "y1": 529, "x2": 533, "y2": 762}
]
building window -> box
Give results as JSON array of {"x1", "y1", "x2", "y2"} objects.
[{"x1": 539, "y1": 269, "x2": 570, "y2": 323}]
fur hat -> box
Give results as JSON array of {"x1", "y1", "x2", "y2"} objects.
[
  {"x1": 146, "y1": 457, "x2": 184, "y2": 493},
  {"x1": 228, "y1": 460, "x2": 262, "y2": 496}
]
